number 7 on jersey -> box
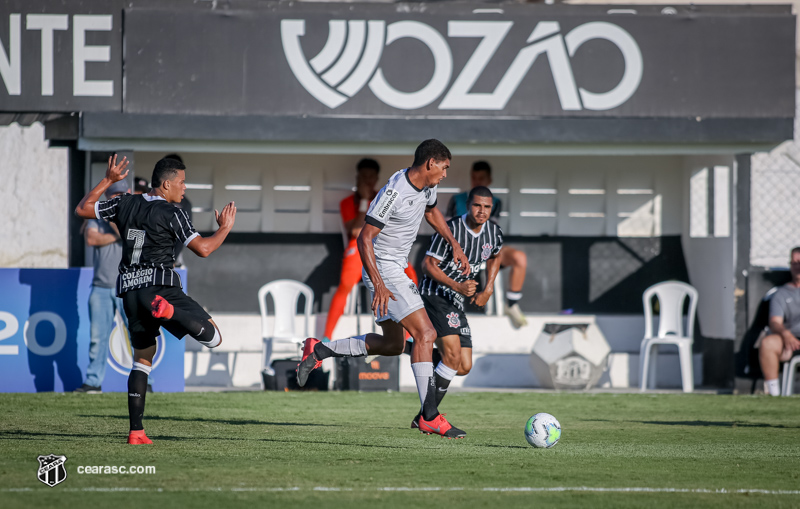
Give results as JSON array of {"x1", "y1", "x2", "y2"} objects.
[{"x1": 127, "y1": 229, "x2": 146, "y2": 265}]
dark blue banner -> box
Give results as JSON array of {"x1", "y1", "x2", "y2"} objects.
[{"x1": 0, "y1": 268, "x2": 185, "y2": 392}]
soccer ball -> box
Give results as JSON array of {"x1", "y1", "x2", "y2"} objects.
[{"x1": 524, "y1": 413, "x2": 561, "y2": 448}]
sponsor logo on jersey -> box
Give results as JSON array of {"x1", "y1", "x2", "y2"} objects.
[
  {"x1": 448, "y1": 260, "x2": 483, "y2": 274},
  {"x1": 481, "y1": 243, "x2": 493, "y2": 260},
  {"x1": 119, "y1": 267, "x2": 157, "y2": 290},
  {"x1": 374, "y1": 188, "x2": 399, "y2": 219},
  {"x1": 37, "y1": 454, "x2": 67, "y2": 487},
  {"x1": 446, "y1": 311, "x2": 461, "y2": 328}
]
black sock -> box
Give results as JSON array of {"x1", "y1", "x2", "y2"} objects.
[
  {"x1": 421, "y1": 376, "x2": 438, "y2": 421},
  {"x1": 127, "y1": 370, "x2": 148, "y2": 431},
  {"x1": 313, "y1": 342, "x2": 342, "y2": 360},
  {"x1": 165, "y1": 307, "x2": 215, "y2": 344},
  {"x1": 434, "y1": 371, "x2": 452, "y2": 407},
  {"x1": 507, "y1": 297, "x2": 520, "y2": 307},
  {"x1": 432, "y1": 347, "x2": 442, "y2": 367}
]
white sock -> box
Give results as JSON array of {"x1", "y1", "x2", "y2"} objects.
[
  {"x1": 435, "y1": 362, "x2": 457, "y2": 380},
  {"x1": 411, "y1": 362, "x2": 434, "y2": 411},
  {"x1": 132, "y1": 362, "x2": 152, "y2": 375},
  {"x1": 328, "y1": 335, "x2": 368, "y2": 357},
  {"x1": 506, "y1": 291, "x2": 522, "y2": 306},
  {"x1": 199, "y1": 327, "x2": 222, "y2": 349},
  {"x1": 764, "y1": 378, "x2": 780, "y2": 396}
]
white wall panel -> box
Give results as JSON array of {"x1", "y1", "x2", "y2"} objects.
[{"x1": 133, "y1": 152, "x2": 686, "y2": 237}]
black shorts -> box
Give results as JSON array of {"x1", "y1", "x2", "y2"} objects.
[
  {"x1": 121, "y1": 285, "x2": 211, "y2": 349},
  {"x1": 422, "y1": 293, "x2": 472, "y2": 348}
]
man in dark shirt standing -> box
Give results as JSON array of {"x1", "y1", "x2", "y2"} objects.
[{"x1": 76, "y1": 155, "x2": 236, "y2": 444}]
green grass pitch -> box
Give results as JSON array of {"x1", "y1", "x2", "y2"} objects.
[{"x1": 1, "y1": 390, "x2": 799, "y2": 508}]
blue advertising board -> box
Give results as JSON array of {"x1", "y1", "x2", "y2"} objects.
[{"x1": 0, "y1": 268, "x2": 185, "y2": 392}]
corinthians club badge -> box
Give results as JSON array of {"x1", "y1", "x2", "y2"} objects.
[
  {"x1": 481, "y1": 243, "x2": 493, "y2": 261},
  {"x1": 446, "y1": 312, "x2": 461, "y2": 328},
  {"x1": 37, "y1": 454, "x2": 67, "y2": 487}
]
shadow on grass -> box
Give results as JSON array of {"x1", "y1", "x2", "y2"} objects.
[
  {"x1": 0, "y1": 430, "x2": 435, "y2": 450},
  {"x1": 78, "y1": 414, "x2": 337, "y2": 427},
  {"x1": 153, "y1": 435, "x2": 430, "y2": 450},
  {"x1": 582, "y1": 418, "x2": 799, "y2": 429},
  {"x1": 475, "y1": 444, "x2": 529, "y2": 449},
  {"x1": 0, "y1": 430, "x2": 100, "y2": 441}
]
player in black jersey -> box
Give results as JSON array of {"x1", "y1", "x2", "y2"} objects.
[
  {"x1": 76, "y1": 155, "x2": 236, "y2": 444},
  {"x1": 411, "y1": 186, "x2": 503, "y2": 428}
]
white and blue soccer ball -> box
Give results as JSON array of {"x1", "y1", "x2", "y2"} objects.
[{"x1": 524, "y1": 413, "x2": 561, "y2": 448}]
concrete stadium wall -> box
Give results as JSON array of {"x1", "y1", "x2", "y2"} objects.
[{"x1": 0, "y1": 123, "x2": 69, "y2": 268}]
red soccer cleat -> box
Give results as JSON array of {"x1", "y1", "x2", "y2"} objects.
[
  {"x1": 151, "y1": 295, "x2": 174, "y2": 319},
  {"x1": 296, "y1": 338, "x2": 323, "y2": 387},
  {"x1": 418, "y1": 413, "x2": 466, "y2": 439},
  {"x1": 127, "y1": 430, "x2": 153, "y2": 445}
]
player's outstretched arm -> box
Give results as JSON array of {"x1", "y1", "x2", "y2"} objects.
[
  {"x1": 424, "y1": 205, "x2": 470, "y2": 276},
  {"x1": 357, "y1": 223, "x2": 396, "y2": 317},
  {"x1": 75, "y1": 154, "x2": 129, "y2": 219},
  {"x1": 186, "y1": 202, "x2": 237, "y2": 258},
  {"x1": 422, "y1": 255, "x2": 476, "y2": 297},
  {"x1": 471, "y1": 255, "x2": 502, "y2": 307}
]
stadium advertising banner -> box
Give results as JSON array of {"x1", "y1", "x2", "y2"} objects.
[
  {"x1": 0, "y1": 0, "x2": 122, "y2": 112},
  {"x1": 0, "y1": 268, "x2": 185, "y2": 393},
  {"x1": 123, "y1": 6, "x2": 794, "y2": 119},
  {"x1": 0, "y1": 2, "x2": 794, "y2": 120}
]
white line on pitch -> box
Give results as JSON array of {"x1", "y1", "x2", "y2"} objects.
[{"x1": 4, "y1": 486, "x2": 800, "y2": 495}]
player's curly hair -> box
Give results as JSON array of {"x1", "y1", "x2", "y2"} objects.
[
  {"x1": 412, "y1": 139, "x2": 451, "y2": 167},
  {"x1": 151, "y1": 157, "x2": 186, "y2": 188}
]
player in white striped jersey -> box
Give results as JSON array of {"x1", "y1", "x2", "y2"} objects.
[
  {"x1": 297, "y1": 140, "x2": 471, "y2": 438},
  {"x1": 411, "y1": 187, "x2": 503, "y2": 428},
  {"x1": 76, "y1": 155, "x2": 236, "y2": 444}
]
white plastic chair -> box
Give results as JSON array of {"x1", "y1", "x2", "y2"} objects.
[
  {"x1": 258, "y1": 280, "x2": 314, "y2": 378},
  {"x1": 781, "y1": 355, "x2": 800, "y2": 396},
  {"x1": 639, "y1": 281, "x2": 698, "y2": 393}
]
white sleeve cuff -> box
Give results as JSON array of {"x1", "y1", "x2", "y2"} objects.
[
  {"x1": 94, "y1": 201, "x2": 101, "y2": 220},
  {"x1": 425, "y1": 250, "x2": 445, "y2": 261},
  {"x1": 183, "y1": 232, "x2": 200, "y2": 246}
]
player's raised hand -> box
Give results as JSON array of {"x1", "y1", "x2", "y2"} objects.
[
  {"x1": 106, "y1": 154, "x2": 130, "y2": 182},
  {"x1": 371, "y1": 282, "x2": 397, "y2": 318},
  {"x1": 453, "y1": 245, "x2": 471, "y2": 276},
  {"x1": 215, "y1": 201, "x2": 237, "y2": 230}
]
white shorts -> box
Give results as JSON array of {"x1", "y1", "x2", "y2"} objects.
[{"x1": 362, "y1": 259, "x2": 424, "y2": 323}]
